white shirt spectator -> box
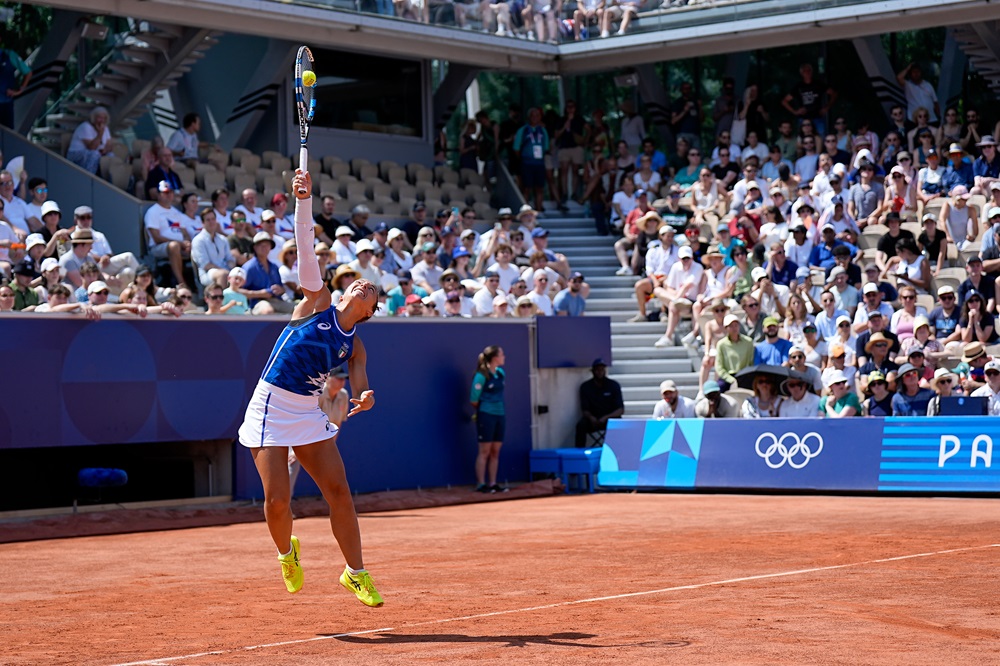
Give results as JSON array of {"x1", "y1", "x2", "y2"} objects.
[
  {"x1": 528, "y1": 290, "x2": 553, "y2": 316},
  {"x1": 971, "y1": 383, "x2": 1000, "y2": 416},
  {"x1": 386, "y1": 248, "x2": 414, "y2": 274},
  {"x1": 167, "y1": 127, "x2": 199, "y2": 161},
  {"x1": 822, "y1": 364, "x2": 857, "y2": 392},
  {"x1": 429, "y1": 288, "x2": 475, "y2": 315},
  {"x1": 0, "y1": 220, "x2": 17, "y2": 261},
  {"x1": 904, "y1": 80, "x2": 939, "y2": 123},
  {"x1": 234, "y1": 204, "x2": 264, "y2": 228},
  {"x1": 331, "y1": 238, "x2": 356, "y2": 265},
  {"x1": 144, "y1": 203, "x2": 187, "y2": 247},
  {"x1": 918, "y1": 165, "x2": 946, "y2": 195},
  {"x1": 758, "y1": 221, "x2": 790, "y2": 249},
  {"x1": 777, "y1": 392, "x2": 821, "y2": 417},
  {"x1": 610, "y1": 191, "x2": 637, "y2": 228},
  {"x1": 68, "y1": 121, "x2": 110, "y2": 156},
  {"x1": 729, "y1": 178, "x2": 771, "y2": 213},
  {"x1": 853, "y1": 301, "x2": 896, "y2": 328},
  {"x1": 520, "y1": 266, "x2": 560, "y2": 290},
  {"x1": 1, "y1": 192, "x2": 31, "y2": 234},
  {"x1": 191, "y1": 228, "x2": 232, "y2": 285},
  {"x1": 632, "y1": 170, "x2": 662, "y2": 193},
  {"x1": 278, "y1": 264, "x2": 298, "y2": 301},
  {"x1": 179, "y1": 211, "x2": 202, "y2": 239},
  {"x1": 644, "y1": 242, "x2": 679, "y2": 277},
  {"x1": 85, "y1": 228, "x2": 114, "y2": 258},
  {"x1": 472, "y1": 287, "x2": 505, "y2": 316},
  {"x1": 665, "y1": 259, "x2": 704, "y2": 301},
  {"x1": 486, "y1": 262, "x2": 521, "y2": 291},
  {"x1": 784, "y1": 237, "x2": 814, "y2": 269},
  {"x1": 652, "y1": 395, "x2": 696, "y2": 419},
  {"x1": 741, "y1": 143, "x2": 769, "y2": 164},
  {"x1": 756, "y1": 283, "x2": 791, "y2": 314},
  {"x1": 347, "y1": 259, "x2": 381, "y2": 286}
]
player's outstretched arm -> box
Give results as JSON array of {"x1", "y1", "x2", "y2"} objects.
[
  {"x1": 347, "y1": 335, "x2": 375, "y2": 417},
  {"x1": 291, "y1": 169, "x2": 332, "y2": 320}
]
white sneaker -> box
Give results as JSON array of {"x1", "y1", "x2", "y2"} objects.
[
  {"x1": 496, "y1": 27, "x2": 505, "y2": 35},
  {"x1": 615, "y1": 266, "x2": 632, "y2": 275},
  {"x1": 600, "y1": 30, "x2": 610, "y2": 38},
  {"x1": 654, "y1": 335, "x2": 673, "y2": 348},
  {"x1": 616, "y1": 29, "x2": 626, "y2": 36}
]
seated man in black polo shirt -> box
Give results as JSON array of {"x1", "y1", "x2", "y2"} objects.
[{"x1": 575, "y1": 358, "x2": 624, "y2": 448}]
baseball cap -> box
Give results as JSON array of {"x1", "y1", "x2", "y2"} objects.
[
  {"x1": 678, "y1": 246, "x2": 694, "y2": 259},
  {"x1": 252, "y1": 231, "x2": 275, "y2": 247},
  {"x1": 461, "y1": 229, "x2": 476, "y2": 239},
  {"x1": 497, "y1": 207, "x2": 513, "y2": 218},
  {"x1": 635, "y1": 188, "x2": 647, "y2": 198},
  {"x1": 87, "y1": 280, "x2": 110, "y2": 294},
  {"x1": 228, "y1": 267, "x2": 247, "y2": 280},
  {"x1": 862, "y1": 282, "x2": 878, "y2": 294},
  {"x1": 795, "y1": 266, "x2": 811, "y2": 279},
  {"x1": 751, "y1": 266, "x2": 768, "y2": 282},
  {"x1": 897, "y1": 362, "x2": 918, "y2": 377},
  {"x1": 531, "y1": 228, "x2": 549, "y2": 238},
  {"x1": 591, "y1": 358, "x2": 608, "y2": 368},
  {"x1": 445, "y1": 290, "x2": 461, "y2": 302},
  {"x1": 260, "y1": 209, "x2": 276, "y2": 222},
  {"x1": 659, "y1": 380, "x2": 678, "y2": 393},
  {"x1": 404, "y1": 293, "x2": 422, "y2": 305},
  {"x1": 824, "y1": 370, "x2": 849, "y2": 388},
  {"x1": 452, "y1": 246, "x2": 470, "y2": 259},
  {"x1": 830, "y1": 266, "x2": 846, "y2": 279},
  {"x1": 387, "y1": 228, "x2": 405, "y2": 242},
  {"x1": 412, "y1": 201, "x2": 426, "y2": 212},
  {"x1": 492, "y1": 294, "x2": 507, "y2": 307},
  {"x1": 821, "y1": 222, "x2": 836, "y2": 232},
  {"x1": 41, "y1": 201, "x2": 61, "y2": 216},
  {"x1": 723, "y1": 313, "x2": 740, "y2": 327},
  {"x1": 436, "y1": 208, "x2": 451, "y2": 219},
  {"x1": 768, "y1": 186, "x2": 783, "y2": 196},
  {"x1": 989, "y1": 206, "x2": 1000, "y2": 220},
  {"x1": 835, "y1": 314, "x2": 851, "y2": 327},
  {"x1": 913, "y1": 315, "x2": 930, "y2": 331},
  {"x1": 74, "y1": 205, "x2": 93, "y2": 217},
  {"x1": 717, "y1": 222, "x2": 731, "y2": 233},
  {"x1": 570, "y1": 271, "x2": 585, "y2": 280},
  {"x1": 440, "y1": 225, "x2": 455, "y2": 237},
  {"x1": 829, "y1": 343, "x2": 846, "y2": 357},
  {"x1": 937, "y1": 285, "x2": 956, "y2": 297},
  {"x1": 868, "y1": 370, "x2": 886, "y2": 384},
  {"x1": 420, "y1": 241, "x2": 436, "y2": 253},
  {"x1": 762, "y1": 315, "x2": 780, "y2": 328},
  {"x1": 922, "y1": 213, "x2": 937, "y2": 224},
  {"x1": 985, "y1": 360, "x2": 1000, "y2": 374},
  {"x1": 157, "y1": 180, "x2": 174, "y2": 193},
  {"x1": 702, "y1": 380, "x2": 721, "y2": 395},
  {"x1": 12, "y1": 261, "x2": 38, "y2": 278},
  {"x1": 518, "y1": 204, "x2": 536, "y2": 216},
  {"x1": 373, "y1": 221, "x2": 389, "y2": 233},
  {"x1": 355, "y1": 238, "x2": 375, "y2": 253},
  {"x1": 40, "y1": 257, "x2": 60, "y2": 273}
]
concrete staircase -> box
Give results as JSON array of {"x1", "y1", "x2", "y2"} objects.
[
  {"x1": 32, "y1": 22, "x2": 220, "y2": 148},
  {"x1": 952, "y1": 22, "x2": 1000, "y2": 97},
  {"x1": 539, "y1": 206, "x2": 700, "y2": 417}
]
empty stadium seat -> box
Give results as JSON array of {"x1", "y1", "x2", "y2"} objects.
[
  {"x1": 233, "y1": 173, "x2": 256, "y2": 195},
  {"x1": 239, "y1": 153, "x2": 261, "y2": 174},
  {"x1": 202, "y1": 172, "x2": 226, "y2": 194},
  {"x1": 131, "y1": 139, "x2": 150, "y2": 159},
  {"x1": 378, "y1": 160, "x2": 399, "y2": 178},
  {"x1": 254, "y1": 168, "x2": 276, "y2": 190},
  {"x1": 322, "y1": 155, "x2": 344, "y2": 174},
  {"x1": 369, "y1": 182, "x2": 393, "y2": 201},
  {"x1": 329, "y1": 162, "x2": 351, "y2": 179},
  {"x1": 350, "y1": 157, "x2": 371, "y2": 178},
  {"x1": 395, "y1": 184, "x2": 417, "y2": 202},
  {"x1": 358, "y1": 164, "x2": 379, "y2": 182},
  {"x1": 386, "y1": 166, "x2": 408, "y2": 185},
  {"x1": 271, "y1": 156, "x2": 292, "y2": 175},
  {"x1": 225, "y1": 166, "x2": 245, "y2": 190},
  {"x1": 261, "y1": 150, "x2": 284, "y2": 169},
  {"x1": 231, "y1": 147, "x2": 252, "y2": 164},
  {"x1": 109, "y1": 164, "x2": 131, "y2": 191}
]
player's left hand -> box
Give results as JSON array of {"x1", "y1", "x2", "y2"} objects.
[{"x1": 348, "y1": 390, "x2": 375, "y2": 417}]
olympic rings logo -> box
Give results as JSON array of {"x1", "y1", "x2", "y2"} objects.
[{"x1": 755, "y1": 432, "x2": 824, "y2": 469}]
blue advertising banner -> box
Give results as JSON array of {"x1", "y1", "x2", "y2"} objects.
[
  {"x1": 697, "y1": 419, "x2": 883, "y2": 491},
  {"x1": 600, "y1": 417, "x2": 1000, "y2": 494},
  {"x1": 878, "y1": 417, "x2": 1000, "y2": 492}
]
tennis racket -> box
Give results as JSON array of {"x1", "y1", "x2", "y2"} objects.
[{"x1": 294, "y1": 45, "x2": 316, "y2": 196}]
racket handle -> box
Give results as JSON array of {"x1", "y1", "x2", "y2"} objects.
[{"x1": 297, "y1": 146, "x2": 309, "y2": 196}]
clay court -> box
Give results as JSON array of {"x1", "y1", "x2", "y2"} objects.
[{"x1": 2, "y1": 493, "x2": 999, "y2": 665}]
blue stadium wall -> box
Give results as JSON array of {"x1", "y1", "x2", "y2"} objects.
[{"x1": 0, "y1": 317, "x2": 613, "y2": 501}]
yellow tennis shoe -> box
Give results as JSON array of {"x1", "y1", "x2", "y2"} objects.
[
  {"x1": 340, "y1": 567, "x2": 384, "y2": 607},
  {"x1": 278, "y1": 535, "x2": 303, "y2": 594}
]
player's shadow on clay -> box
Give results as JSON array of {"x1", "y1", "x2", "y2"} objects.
[{"x1": 328, "y1": 632, "x2": 688, "y2": 649}]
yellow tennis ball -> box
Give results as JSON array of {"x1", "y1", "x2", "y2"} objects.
[{"x1": 302, "y1": 70, "x2": 316, "y2": 87}]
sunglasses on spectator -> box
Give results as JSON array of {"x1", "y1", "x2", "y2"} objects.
[
  {"x1": 901, "y1": 294, "x2": 915, "y2": 300},
  {"x1": 179, "y1": 294, "x2": 193, "y2": 301},
  {"x1": 941, "y1": 294, "x2": 955, "y2": 300},
  {"x1": 787, "y1": 381, "x2": 805, "y2": 389},
  {"x1": 93, "y1": 290, "x2": 109, "y2": 296},
  {"x1": 789, "y1": 354, "x2": 804, "y2": 360},
  {"x1": 839, "y1": 322, "x2": 850, "y2": 328},
  {"x1": 899, "y1": 157, "x2": 911, "y2": 162},
  {"x1": 873, "y1": 342, "x2": 888, "y2": 348},
  {"x1": 987, "y1": 370, "x2": 1000, "y2": 377},
  {"x1": 689, "y1": 151, "x2": 700, "y2": 156},
  {"x1": 207, "y1": 294, "x2": 223, "y2": 301},
  {"x1": 870, "y1": 380, "x2": 887, "y2": 387},
  {"x1": 35, "y1": 187, "x2": 48, "y2": 193},
  {"x1": 518, "y1": 304, "x2": 532, "y2": 308},
  {"x1": 745, "y1": 302, "x2": 759, "y2": 308}
]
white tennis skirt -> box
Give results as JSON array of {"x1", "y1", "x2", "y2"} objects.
[{"x1": 238, "y1": 380, "x2": 340, "y2": 448}]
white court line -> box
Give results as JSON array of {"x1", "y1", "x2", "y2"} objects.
[{"x1": 110, "y1": 542, "x2": 1000, "y2": 666}]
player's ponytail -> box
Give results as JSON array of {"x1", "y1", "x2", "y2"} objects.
[{"x1": 477, "y1": 345, "x2": 501, "y2": 377}]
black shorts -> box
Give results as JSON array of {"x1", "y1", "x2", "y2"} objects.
[
  {"x1": 521, "y1": 164, "x2": 546, "y2": 190},
  {"x1": 477, "y1": 412, "x2": 505, "y2": 442}
]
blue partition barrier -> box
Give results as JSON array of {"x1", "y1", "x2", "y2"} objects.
[
  {"x1": 0, "y1": 318, "x2": 543, "y2": 499},
  {"x1": 599, "y1": 417, "x2": 1000, "y2": 493},
  {"x1": 535, "y1": 316, "x2": 611, "y2": 368}
]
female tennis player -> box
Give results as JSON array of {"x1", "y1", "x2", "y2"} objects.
[{"x1": 238, "y1": 169, "x2": 383, "y2": 607}]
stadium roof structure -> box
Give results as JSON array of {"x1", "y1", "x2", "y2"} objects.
[{"x1": 21, "y1": 0, "x2": 1000, "y2": 73}]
